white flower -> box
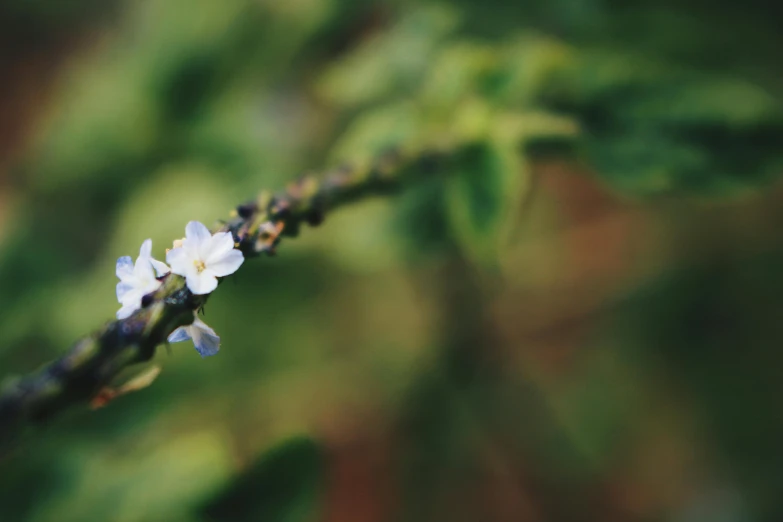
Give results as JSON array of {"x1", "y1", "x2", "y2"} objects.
[
  {"x1": 168, "y1": 313, "x2": 221, "y2": 357},
  {"x1": 166, "y1": 221, "x2": 244, "y2": 295},
  {"x1": 116, "y1": 239, "x2": 170, "y2": 319}
]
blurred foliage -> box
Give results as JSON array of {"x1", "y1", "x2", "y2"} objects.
[
  {"x1": 201, "y1": 436, "x2": 323, "y2": 522},
  {"x1": 1, "y1": 0, "x2": 782, "y2": 521},
  {"x1": 445, "y1": 141, "x2": 525, "y2": 266}
]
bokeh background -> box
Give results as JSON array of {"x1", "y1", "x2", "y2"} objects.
[{"x1": 2, "y1": 1, "x2": 783, "y2": 521}]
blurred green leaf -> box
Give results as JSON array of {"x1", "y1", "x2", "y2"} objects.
[
  {"x1": 540, "y1": 51, "x2": 783, "y2": 195},
  {"x1": 418, "y1": 42, "x2": 498, "y2": 113},
  {"x1": 393, "y1": 175, "x2": 454, "y2": 260},
  {"x1": 445, "y1": 141, "x2": 526, "y2": 266},
  {"x1": 328, "y1": 101, "x2": 422, "y2": 163},
  {"x1": 28, "y1": 431, "x2": 234, "y2": 522},
  {"x1": 201, "y1": 436, "x2": 323, "y2": 522},
  {"x1": 315, "y1": 4, "x2": 459, "y2": 108}
]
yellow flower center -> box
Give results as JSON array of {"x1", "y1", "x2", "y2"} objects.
[{"x1": 194, "y1": 259, "x2": 206, "y2": 273}]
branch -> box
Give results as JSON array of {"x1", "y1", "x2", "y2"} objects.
[{"x1": 0, "y1": 144, "x2": 448, "y2": 446}]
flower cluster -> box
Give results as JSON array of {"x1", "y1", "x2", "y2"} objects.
[
  {"x1": 166, "y1": 221, "x2": 244, "y2": 295},
  {"x1": 115, "y1": 239, "x2": 169, "y2": 320},
  {"x1": 115, "y1": 221, "x2": 244, "y2": 357}
]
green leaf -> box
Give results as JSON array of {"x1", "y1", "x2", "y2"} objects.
[
  {"x1": 200, "y1": 436, "x2": 323, "y2": 522},
  {"x1": 540, "y1": 51, "x2": 783, "y2": 195},
  {"x1": 445, "y1": 141, "x2": 526, "y2": 266},
  {"x1": 315, "y1": 5, "x2": 459, "y2": 108},
  {"x1": 328, "y1": 101, "x2": 422, "y2": 164}
]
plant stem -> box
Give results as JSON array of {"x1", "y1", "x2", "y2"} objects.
[{"x1": 0, "y1": 144, "x2": 450, "y2": 447}]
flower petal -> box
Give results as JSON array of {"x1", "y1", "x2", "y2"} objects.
[
  {"x1": 208, "y1": 249, "x2": 244, "y2": 277},
  {"x1": 116, "y1": 256, "x2": 134, "y2": 280},
  {"x1": 139, "y1": 239, "x2": 153, "y2": 259},
  {"x1": 133, "y1": 254, "x2": 157, "y2": 281},
  {"x1": 118, "y1": 286, "x2": 144, "y2": 305},
  {"x1": 192, "y1": 316, "x2": 218, "y2": 336},
  {"x1": 116, "y1": 302, "x2": 139, "y2": 320},
  {"x1": 186, "y1": 272, "x2": 218, "y2": 295},
  {"x1": 166, "y1": 247, "x2": 192, "y2": 276},
  {"x1": 204, "y1": 232, "x2": 236, "y2": 265},
  {"x1": 185, "y1": 221, "x2": 211, "y2": 245},
  {"x1": 116, "y1": 240, "x2": 165, "y2": 314},
  {"x1": 190, "y1": 325, "x2": 220, "y2": 357},
  {"x1": 150, "y1": 257, "x2": 171, "y2": 277},
  {"x1": 116, "y1": 282, "x2": 135, "y2": 303},
  {"x1": 167, "y1": 326, "x2": 192, "y2": 343}
]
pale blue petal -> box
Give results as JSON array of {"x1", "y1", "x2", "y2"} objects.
[
  {"x1": 139, "y1": 239, "x2": 153, "y2": 258},
  {"x1": 116, "y1": 302, "x2": 139, "y2": 320},
  {"x1": 116, "y1": 256, "x2": 133, "y2": 279},
  {"x1": 208, "y1": 249, "x2": 244, "y2": 277},
  {"x1": 116, "y1": 282, "x2": 135, "y2": 303},
  {"x1": 186, "y1": 272, "x2": 218, "y2": 295},
  {"x1": 167, "y1": 326, "x2": 192, "y2": 343},
  {"x1": 204, "y1": 232, "x2": 235, "y2": 264},
  {"x1": 150, "y1": 258, "x2": 170, "y2": 277},
  {"x1": 185, "y1": 221, "x2": 211, "y2": 244},
  {"x1": 133, "y1": 254, "x2": 156, "y2": 280},
  {"x1": 191, "y1": 316, "x2": 217, "y2": 335},
  {"x1": 192, "y1": 327, "x2": 220, "y2": 357},
  {"x1": 166, "y1": 247, "x2": 191, "y2": 276}
]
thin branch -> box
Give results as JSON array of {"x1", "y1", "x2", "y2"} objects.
[{"x1": 0, "y1": 144, "x2": 449, "y2": 446}]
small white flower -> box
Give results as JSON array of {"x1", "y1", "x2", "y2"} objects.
[
  {"x1": 116, "y1": 239, "x2": 170, "y2": 319},
  {"x1": 168, "y1": 313, "x2": 221, "y2": 357},
  {"x1": 166, "y1": 221, "x2": 244, "y2": 295}
]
